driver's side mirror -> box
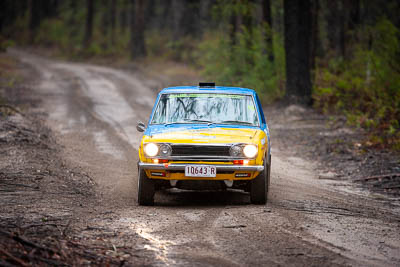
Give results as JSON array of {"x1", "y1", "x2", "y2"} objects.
[{"x1": 136, "y1": 121, "x2": 146, "y2": 132}]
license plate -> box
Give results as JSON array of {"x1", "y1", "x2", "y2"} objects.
[{"x1": 185, "y1": 165, "x2": 216, "y2": 177}]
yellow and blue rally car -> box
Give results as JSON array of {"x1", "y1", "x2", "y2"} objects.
[{"x1": 136, "y1": 83, "x2": 271, "y2": 205}]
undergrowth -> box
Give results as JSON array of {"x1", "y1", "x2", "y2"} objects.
[
  {"x1": 313, "y1": 19, "x2": 400, "y2": 150},
  {"x1": 197, "y1": 26, "x2": 285, "y2": 103}
]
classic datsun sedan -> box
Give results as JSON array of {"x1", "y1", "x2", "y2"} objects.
[{"x1": 136, "y1": 83, "x2": 271, "y2": 205}]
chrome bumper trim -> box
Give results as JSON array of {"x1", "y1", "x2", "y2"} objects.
[{"x1": 138, "y1": 163, "x2": 264, "y2": 172}]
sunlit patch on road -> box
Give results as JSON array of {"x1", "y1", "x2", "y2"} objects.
[
  {"x1": 135, "y1": 225, "x2": 177, "y2": 266},
  {"x1": 93, "y1": 130, "x2": 124, "y2": 160}
]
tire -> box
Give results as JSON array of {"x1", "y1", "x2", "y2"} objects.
[
  {"x1": 137, "y1": 168, "x2": 155, "y2": 206},
  {"x1": 250, "y1": 154, "x2": 271, "y2": 204}
]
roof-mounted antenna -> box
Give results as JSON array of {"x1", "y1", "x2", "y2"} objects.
[{"x1": 199, "y1": 82, "x2": 215, "y2": 88}]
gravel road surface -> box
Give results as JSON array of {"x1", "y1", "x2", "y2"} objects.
[{"x1": 6, "y1": 49, "x2": 400, "y2": 266}]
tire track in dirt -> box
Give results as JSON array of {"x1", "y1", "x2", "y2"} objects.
[{"x1": 9, "y1": 48, "x2": 400, "y2": 266}]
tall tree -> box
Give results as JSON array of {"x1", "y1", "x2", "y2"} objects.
[
  {"x1": 110, "y1": 0, "x2": 117, "y2": 46},
  {"x1": 120, "y1": 0, "x2": 129, "y2": 34},
  {"x1": 262, "y1": 0, "x2": 274, "y2": 62},
  {"x1": 1, "y1": 0, "x2": 28, "y2": 37},
  {"x1": 325, "y1": 0, "x2": 337, "y2": 54},
  {"x1": 171, "y1": 0, "x2": 185, "y2": 40},
  {"x1": 310, "y1": 0, "x2": 321, "y2": 71},
  {"x1": 29, "y1": 0, "x2": 42, "y2": 43},
  {"x1": 130, "y1": 0, "x2": 146, "y2": 59},
  {"x1": 83, "y1": 0, "x2": 95, "y2": 49},
  {"x1": 284, "y1": 0, "x2": 312, "y2": 104},
  {"x1": 101, "y1": 0, "x2": 110, "y2": 50},
  {"x1": 229, "y1": 7, "x2": 239, "y2": 47},
  {"x1": 68, "y1": 0, "x2": 79, "y2": 41}
]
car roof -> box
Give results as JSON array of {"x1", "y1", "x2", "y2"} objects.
[{"x1": 159, "y1": 86, "x2": 257, "y2": 95}]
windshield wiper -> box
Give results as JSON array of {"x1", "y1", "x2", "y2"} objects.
[
  {"x1": 219, "y1": 120, "x2": 253, "y2": 125},
  {"x1": 183, "y1": 119, "x2": 214, "y2": 125},
  {"x1": 164, "y1": 121, "x2": 188, "y2": 126}
]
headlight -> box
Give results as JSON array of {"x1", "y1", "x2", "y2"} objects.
[
  {"x1": 229, "y1": 145, "x2": 242, "y2": 157},
  {"x1": 159, "y1": 144, "x2": 172, "y2": 157},
  {"x1": 243, "y1": 144, "x2": 257, "y2": 158},
  {"x1": 144, "y1": 143, "x2": 159, "y2": 157}
]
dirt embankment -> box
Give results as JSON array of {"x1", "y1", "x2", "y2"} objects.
[{"x1": 0, "y1": 55, "x2": 146, "y2": 266}]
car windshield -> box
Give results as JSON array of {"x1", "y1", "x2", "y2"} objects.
[{"x1": 151, "y1": 93, "x2": 259, "y2": 126}]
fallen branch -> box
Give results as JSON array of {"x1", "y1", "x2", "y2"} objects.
[
  {"x1": 222, "y1": 225, "x2": 247, "y2": 229},
  {"x1": 353, "y1": 173, "x2": 400, "y2": 182},
  {"x1": 0, "y1": 104, "x2": 24, "y2": 116},
  {"x1": 21, "y1": 223, "x2": 61, "y2": 230},
  {"x1": 62, "y1": 220, "x2": 71, "y2": 236},
  {"x1": 0, "y1": 247, "x2": 29, "y2": 267},
  {"x1": 0, "y1": 230, "x2": 57, "y2": 255}
]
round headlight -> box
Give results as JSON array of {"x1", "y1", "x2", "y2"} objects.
[
  {"x1": 159, "y1": 144, "x2": 172, "y2": 157},
  {"x1": 230, "y1": 145, "x2": 242, "y2": 157},
  {"x1": 144, "y1": 143, "x2": 159, "y2": 157},
  {"x1": 243, "y1": 144, "x2": 257, "y2": 158}
]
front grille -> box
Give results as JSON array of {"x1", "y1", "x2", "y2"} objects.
[{"x1": 171, "y1": 145, "x2": 230, "y2": 157}]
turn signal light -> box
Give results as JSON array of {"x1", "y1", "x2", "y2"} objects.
[
  {"x1": 153, "y1": 159, "x2": 169, "y2": 163},
  {"x1": 233, "y1": 160, "x2": 249, "y2": 165}
]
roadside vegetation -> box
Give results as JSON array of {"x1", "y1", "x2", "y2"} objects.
[
  {"x1": 1, "y1": 0, "x2": 399, "y2": 149},
  {"x1": 0, "y1": 54, "x2": 21, "y2": 117}
]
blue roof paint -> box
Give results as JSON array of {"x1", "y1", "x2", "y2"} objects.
[{"x1": 159, "y1": 86, "x2": 257, "y2": 95}]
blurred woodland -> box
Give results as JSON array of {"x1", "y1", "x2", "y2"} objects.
[{"x1": 0, "y1": 0, "x2": 399, "y2": 149}]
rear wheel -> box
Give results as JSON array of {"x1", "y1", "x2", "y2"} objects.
[
  {"x1": 137, "y1": 168, "x2": 155, "y2": 206},
  {"x1": 250, "y1": 155, "x2": 271, "y2": 204}
]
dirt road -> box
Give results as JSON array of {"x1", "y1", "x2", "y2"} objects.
[{"x1": 6, "y1": 49, "x2": 400, "y2": 266}]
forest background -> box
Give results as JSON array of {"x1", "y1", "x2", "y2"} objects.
[{"x1": 0, "y1": 0, "x2": 399, "y2": 150}]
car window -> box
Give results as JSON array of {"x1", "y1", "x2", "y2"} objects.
[
  {"x1": 151, "y1": 93, "x2": 259, "y2": 126},
  {"x1": 255, "y1": 94, "x2": 266, "y2": 124}
]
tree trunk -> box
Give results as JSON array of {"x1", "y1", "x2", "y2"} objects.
[
  {"x1": 101, "y1": 0, "x2": 110, "y2": 50},
  {"x1": 199, "y1": 0, "x2": 212, "y2": 35},
  {"x1": 348, "y1": 0, "x2": 360, "y2": 30},
  {"x1": 325, "y1": 0, "x2": 341, "y2": 56},
  {"x1": 229, "y1": 13, "x2": 238, "y2": 47},
  {"x1": 171, "y1": 0, "x2": 184, "y2": 40},
  {"x1": 345, "y1": 0, "x2": 360, "y2": 53},
  {"x1": 84, "y1": 0, "x2": 95, "y2": 49},
  {"x1": 284, "y1": 0, "x2": 313, "y2": 104},
  {"x1": 310, "y1": 0, "x2": 320, "y2": 71},
  {"x1": 68, "y1": 0, "x2": 79, "y2": 41},
  {"x1": 338, "y1": 1, "x2": 346, "y2": 58},
  {"x1": 262, "y1": 0, "x2": 274, "y2": 62},
  {"x1": 120, "y1": 0, "x2": 128, "y2": 34},
  {"x1": 110, "y1": 0, "x2": 116, "y2": 46},
  {"x1": 1, "y1": 0, "x2": 29, "y2": 36},
  {"x1": 29, "y1": 0, "x2": 42, "y2": 43},
  {"x1": 130, "y1": 0, "x2": 147, "y2": 59}
]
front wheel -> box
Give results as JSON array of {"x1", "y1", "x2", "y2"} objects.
[
  {"x1": 250, "y1": 155, "x2": 271, "y2": 204},
  {"x1": 137, "y1": 168, "x2": 155, "y2": 206}
]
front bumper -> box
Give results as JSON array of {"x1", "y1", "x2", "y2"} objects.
[{"x1": 138, "y1": 162, "x2": 264, "y2": 172}]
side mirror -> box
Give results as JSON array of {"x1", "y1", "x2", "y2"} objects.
[{"x1": 136, "y1": 121, "x2": 146, "y2": 132}]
